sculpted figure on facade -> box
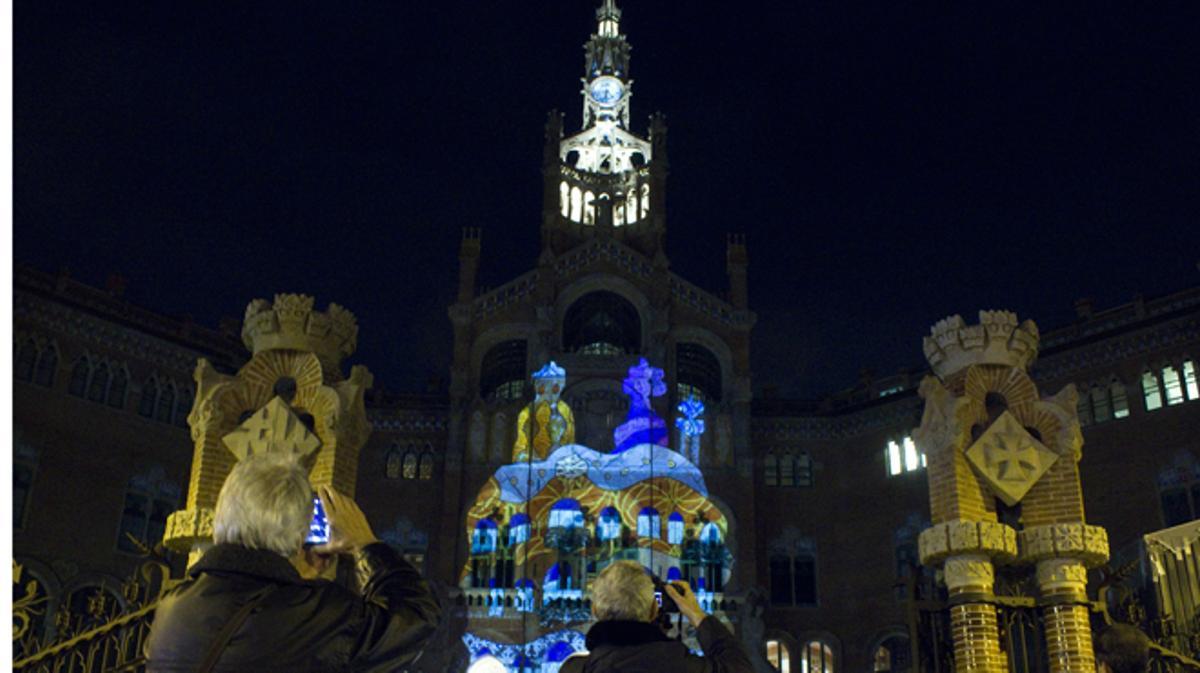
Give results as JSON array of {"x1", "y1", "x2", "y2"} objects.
[{"x1": 512, "y1": 361, "x2": 575, "y2": 463}]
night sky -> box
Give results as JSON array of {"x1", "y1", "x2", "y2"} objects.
[{"x1": 15, "y1": 2, "x2": 1200, "y2": 398}]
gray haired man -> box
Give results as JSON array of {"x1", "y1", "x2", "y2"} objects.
[
  {"x1": 561, "y1": 560, "x2": 753, "y2": 673},
  {"x1": 145, "y1": 453, "x2": 440, "y2": 672}
]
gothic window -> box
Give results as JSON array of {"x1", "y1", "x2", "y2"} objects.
[
  {"x1": 560, "y1": 181, "x2": 570, "y2": 217},
  {"x1": 1090, "y1": 384, "x2": 1111, "y2": 423},
  {"x1": 14, "y1": 444, "x2": 38, "y2": 530},
  {"x1": 676, "y1": 342, "x2": 722, "y2": 402},
  {"x1": 874, "y1": 636, "x2": 911, "y2": 673},
  {"x1": 174, "y1": 388, "x2": 193, "y2": 428},
  {"x1": 1111, "y1": 380, "x2": 1130, "y2": 419},
  {"x1": 766, "y1": 639, "x2": 792, "y2": 673},
  {"x1": 418, "y1": 447, "x2": 435, "y2": 480},
  {"x1": 563, "y1": 291, "x2": 641, "y2": 355},
  {"x1": 780, "y1": 453, "x2": 796, "y2": 487},
  {"x1": 640, "y1": 183, "x2": 650, "y2": 218},
  {"x1": 139, "y1": 378, "x2": 159, "y2": 418},
  {"x1": 385, "y1": 446, "x2": 403, "y2": 479},
  {"x1": 156, "y1": 382, "x2": 176, "y2": 424},
  {"x1": 570, "y1": 186, "x2": 583, "y2": 221},
  {"x1": 68, "y1": 357, "x2": 91, "y2": 397},
  {"x1": 403, "y1": 446, "x2": 419, "y2": 480},
  {"x1": 1143, "y1": 370, "x2": 1163, "y2": 411},
  {"x1": 1164, "y1": 365, "x2": 1184, "y2": 406},
  {"x1": 769, "y1": 543, "x2": 817, "y2": 606},
  {"x1": 584, "y1": 190, "x2": 596, "y2": 224},
  {"x1": 15, "y1": 338, "x2": 37, "y2": 382},
  {"x1": 1157, "y1": 454, "x2": 1200, "y2": 527},
  {"x1": 480, "y1": 340, "x2": 527, "y2": 400},
  {"x1": 33, "y1": 343, "x2": 58, "y2": 388},
  {"x1": 108, "y1": 367, "x2": 129, "y2": 408},
  {"x1": 1076, "y1": 391, "x2": 1092, "y2": 426},
  {"x1": 1184, "y1": 360, "x2": 1199, "y2": 400},
  {"x1": 764, "y1": 453, "x2": 779, "y2": 487},
  {"x1": 886, "y1": 436, "x2": 924, "y2": 476},
  {"x1": 117, "y1": 469, "x2": 180, "y2": 553},
  {"x1": 801, "y1": 641, "x2": 835, "y2": 673},
  {"x1": 87, "y1": 361, "x2": 110, "y2": 403}
]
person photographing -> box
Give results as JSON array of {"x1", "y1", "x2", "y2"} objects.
[
  {"x1": 560, "y1": 560, "x2": 753, "y2": 673},
  {"x1": 145, "y1": 453, "x2": 440, "y2": 672}
]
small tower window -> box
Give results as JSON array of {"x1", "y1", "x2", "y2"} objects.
[
  {"x1": 560, "y1": 181, "x2": 570, "y2": 217},
  {"x1": 570, "y1": 186, "x2": 583, "y2": 222},
  {"x1": 1164, "y1": 365, "x2": 1184, "y2": 405},
  {"x1": 1143, "y1": 370, "x2": 1163, "y2": 411}
]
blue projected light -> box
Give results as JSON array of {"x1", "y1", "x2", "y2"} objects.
[
  {"x1": 306, "y1": 496, "x2": 329, "y2": 546},
  {"x1": 589, "y1": 77, "x2": 624, "y2": 106}
]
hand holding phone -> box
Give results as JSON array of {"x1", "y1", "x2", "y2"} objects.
[{"x1": 309, "y1": 485, "x2": 379, "y2": 555}]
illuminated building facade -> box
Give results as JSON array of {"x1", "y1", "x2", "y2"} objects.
[{"x1": 11, "y1": 2, "x2": 1200, "y2": 672}]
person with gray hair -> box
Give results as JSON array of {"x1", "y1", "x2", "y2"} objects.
[
  {"x1": 560, "y1": 560, "x2": 753, "y2": 673},
  {"x1": 145, "y1": 452, "x2": 440, "y2": 672}
]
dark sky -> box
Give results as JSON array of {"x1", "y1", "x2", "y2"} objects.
[{"x1": 15, "y1": 2, "x2": 1200, "y2": 398}]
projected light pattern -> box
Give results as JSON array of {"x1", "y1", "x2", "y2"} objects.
[
  {"x1": 675, "y1": 395, "x2": 705, "y2": 465},
  {"x1": 463, "y1": 630, "x2": 586, "y2": 673},
  {"x1": 613, "y1": 358, "x2": 669, "y2": 453}
]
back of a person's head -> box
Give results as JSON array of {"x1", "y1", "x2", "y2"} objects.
[
  {"x1": 1096, "y1": 624, "x2": 1151, "y2": 673},
  {"x1": 213, "y1": 452, "x2": 312, "y2": 557},
  {"x1": 591, "y1": 560, "x2": 654, "y2": 622}
]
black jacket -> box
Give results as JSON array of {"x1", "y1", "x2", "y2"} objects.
[
  {"x1": 145, "y1": 543, "x2": 440, "y2": 672},
  {"x1": 559, "y1": 618, "x2": 754, "y2": 673}
]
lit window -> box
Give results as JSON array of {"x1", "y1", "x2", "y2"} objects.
[
  {"x1": 560, "y1": 181, "x2": 569, "y2": 217},
  {"x1": 584, "y1": 190, "x2": 596, "y2": 224},
  {"x1": 640, "y1": 184, "x2": 650, "y2": 218},
  {"x1": 599, "y1": 19, "x2": 618, "y2": 37},
  {"x1": 419, "y1": 449, "x2": 435, "y2": 480},
  {"x1": 767, "y1": 639, "x2": 792, "y2": 673},
  {"x1": 402, "y1": 449, "x2": 419, "y2": 479},
  {"x1": 385, "y1": 447, "x2": 402, "y2": 479},
  {"x1": 1184, "y1": 360, "x2": 1199, "y2": 401},
  {"x1": 1164, "y1": 366, "x2": 1184, "y2": 406},
  {"x1": 903, "y1": 437, "x2": 919, "y2": 472},
  {"x1": 1111, "y1": 381, "x2": 1130, "y2": 419},
  {"x1": 1143, "y1": 371, "x2": 1163, "y2": 411},
  {"x1": 801, "y1": 641, "x2": 834, "y2": 673},
  {"x1": 887, "y1": 441, "x2": 902, "y2": 476},
  {"x1": 570, "y1": 186, "x2": 582, "y2": 222},
  {"x1": 579, "y1": 341, "x2": 623, "y2": 355},
  {"x1": 626, "y1": 191, "x2": 636, "y2": 224}
]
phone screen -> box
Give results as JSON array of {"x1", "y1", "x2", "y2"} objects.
[
  {"x1": 654, "y1": 591, "x2": 663, "y2": 607},
  {"x1": 305, "y1": 496, "x2": 329, "y2": 545}
]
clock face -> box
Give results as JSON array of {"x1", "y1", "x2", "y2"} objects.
[{"x1": 589, "y1": 77, "x2": 624, "y2": 107}]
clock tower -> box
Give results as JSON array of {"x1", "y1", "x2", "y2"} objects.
[{"x1": 541, "y1": 0, "x2": 667, "y2": 258}]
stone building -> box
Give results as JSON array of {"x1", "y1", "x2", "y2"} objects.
[{"x1": 11, "y1": 1, "x2": 1200, "y2": 671}]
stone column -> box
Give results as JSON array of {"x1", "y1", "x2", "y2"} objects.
[
  {"x1": 1021, "y1": 524, "x2": 1109, "y2": 673},
  {"x1": 944, "y1": 555, "x2": 1006, "y2": 673}
]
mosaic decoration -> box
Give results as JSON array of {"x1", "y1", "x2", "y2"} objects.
[{"x1": 463, "y1": 630, "x2": 586, "y2": 672}]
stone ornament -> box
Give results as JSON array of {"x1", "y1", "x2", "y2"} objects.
[
  {"x1": 222, "y1": 396, "x2": 323, "y2": 462},
  {"x1": 1018, "y1": 523, "x2": 1109, "y2": 567},
  {"x1": 241, "y1": 294, "x2": 359, "y2": 372},
  {"x1": 965, "y1": 410, "x2": 1059, "y2": 506},
  {"x1": 943, "y1": 554, "x2": 996, "y2": 591},
  {"x1": 919, "y1": 520, "x2": 1017, "y2": 566},
  {"x1": 1035, "y1": 558, "x2": 1089, "y2": 592},
  {"x1": 923, "y1": 310, "x2": 1039, "y2": 380},
  {"x1": 163, "y1": 507, "x2": 214, "y2": 544}
]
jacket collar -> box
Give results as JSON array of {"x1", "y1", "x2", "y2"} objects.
[
  {"x1": 189, "y1": 543, "x2": 302, "y2": 584},
  {"x1": 585, "y1": 620, "x2": 672, "y2": 651}
]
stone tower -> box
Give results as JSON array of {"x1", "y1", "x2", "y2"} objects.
[
  {"x1": 915, "y1": 311, "x2": 1109, "y2": 673},
  {"x1": 163, "y1": 294, "x2": 374, "y2": 566}
]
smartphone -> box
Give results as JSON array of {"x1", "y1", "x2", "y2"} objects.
[
  {"x1": 305, "y1": 495, "x2": 330, "y2": 545},
  {"x1": 654, "y1": 590, "x2": 663, "y2": 607}
]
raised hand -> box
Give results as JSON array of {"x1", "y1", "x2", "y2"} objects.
[{"x1": 313, "y1": 485, "x2": 379, "y2": 555}]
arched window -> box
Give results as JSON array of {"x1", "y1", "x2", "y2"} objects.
[
  {"x1": 801, "y1": 640, "x2": 834, "y2": 673},
  {"x1": 385, "y1": 446, "x2": 403, "y2": 479},
  {"x1": 402, "y1": 448, "x2": 419, "y2": 480},
  {"x1": 1185, "y1": 360, "x2": 1199, "y2": 400},
  {"x1": 766, "y1": 639, "x2": 791, "y2": 673},
  {"x1": 139, "y1": 378, "x2": 158, "y2": 418},
  {"x1": 570, "y1": 186, "x2": 582, "y2": 222},
  {"x1": 156, "y1": 382, "x2": 176, "y2": 424},
  {"x1": 584, "y1": 190, "x2": 596, "y2": 224},
  {"x1": 33, "y1": 343, "x2": 58, "y2": 388},
  {"x1": 472, "y1": 519, "x2": 499, "y2": 555},
  {"x1": 563, "y1": 291, "x2": 641, "y2": 355},
  {"x1": 117, "y1": 468, "x2": 181, "y2": 553},
  {"x1": 637, "y1": 507, "x2": 661, "y2": 539},
  {"x1": 550, "y1": 499, "x2": 585, "y2": 529},
  {"x1": 560, "y1": 181, "x2": 570, "y2": 217},
  {"x1": 667, "y1": 512, "x2": 685, "y2": 544},
  {"x1": 770, "y1": 539, "x2": 817, "y2": 606},
  {"x1": 509, "y1": 513, "x2": 531, "y2": 545},
  {"x1": 597, "y1": 506, "x2": 622, "y2": 541},
  {"x1": 418, "y1": 449, "x2": 435, "y2": 480},
  {"x1": 614, "y1": 200, "x2": 625, "y2": 227},
  {"x1": 108, "y1": 367, "x2": 128, "y2": 408},
  {"x1": 641, "y1": 183, "x2": 650, "y2": 218},
  {"x1": 764, "y1": 453, "x2": 779, "y2": 486},
  {"x1": 87, "y1": 361, "x2": 110, "y2": 403},
  {"x1": 676, "y1": 342, "x2": 722, "y2": 402},
  {"x1": 68, "y1": 357, "x2": 91, "y2": 397},
  {"x1": 1143, "y1": 370, "x2": 1163, "y2": 411},
  {"x1": 15, "y1": 338, "x2": 37, "y2": 382},
  {"x1": 1164, "y1": 365, "x2": 1184, "y2": 406},
  {"x1": 174, "y1": 388, "x2": 193, "y2": 428},
  {"x1": 480, "y1": 340, "x2": 527, "y2": 400},
  {"x1": 14, "y1": 443, "x2": 38, "y2": 530},
  {"x1": 874, "y1": 635, "x2": 911, "y2": 673}
]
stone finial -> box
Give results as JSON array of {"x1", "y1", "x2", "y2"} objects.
[
  {"x1": 241, "y1": 294, "x2": 359, "y2": 369},
  {"x1": 923, "y1": 310, "x2": 1039, "y2": 380}
]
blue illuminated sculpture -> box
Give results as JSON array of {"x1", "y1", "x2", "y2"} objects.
[
  {"x1": 612, "y1": 358, "x2": 669, "y2": 453},
  {"x1": 675, "y1": 395, "x2": 705, "y2": 465}
]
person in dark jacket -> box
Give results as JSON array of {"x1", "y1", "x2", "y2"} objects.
[
  {"x1": 1095, "y1": 624, "x2": 1151, "y2": 673},
  {"x1": 559, "y1": 560, "x2": 753, "y2": 673},
  {"x1": 145, "y1": 452, "x2": 440, "y2": 672}
]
